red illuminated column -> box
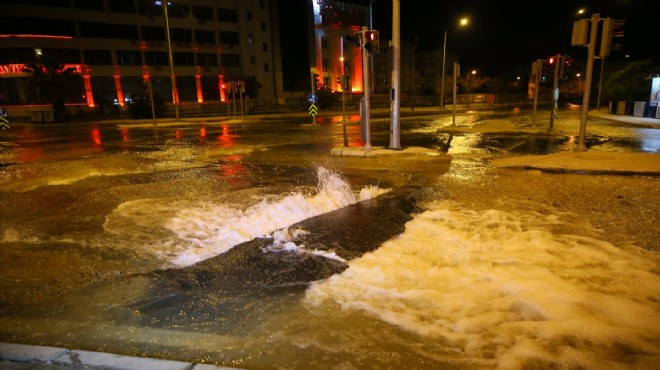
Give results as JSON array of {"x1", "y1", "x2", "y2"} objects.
[
  {"x1": 195, "y1": 66, "x2": 203, "y2": 103},
  {"x1": 81, "y1": 65, "x2": 95, "y2": 108},
  {"x1": 113, "y1": 65, "x2": 125, "y2": 106},
  {"x1": 219, "y1": 74, "x2": 226, "y2": 102},
  {"x1": 352, "y1": 47, "x2": 363, "y2": 92}
]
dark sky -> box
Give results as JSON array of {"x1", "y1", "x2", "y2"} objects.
[{"x1": 279, "y1": 0, "x2": 657, "y2": 85}]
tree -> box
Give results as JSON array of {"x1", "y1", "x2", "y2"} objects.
[
  {"x1": 22, "y1": 60, "x2": 84, "y2": 122},
  {"x1": 241, "y1": 76, "x2": 262, "y2": 98},
  {"x1": 601, "y1": 60, "x2": 660, "y2": 103},
  {"x1": 127, "y1": 82, "x2": 164, "y2": 119}
]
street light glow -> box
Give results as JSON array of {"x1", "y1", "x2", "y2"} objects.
[{"x1": 459, "y1": 17, "x2": 469, "y2": 26}]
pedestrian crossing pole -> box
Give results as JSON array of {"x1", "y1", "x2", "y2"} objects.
[{"x1": 548, "y1": 53, "x2": 561, "y2": 131}]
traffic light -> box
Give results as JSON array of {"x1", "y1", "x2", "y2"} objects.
[
  {"x1": 559, "y1": 55, "x2": 574, "y2": 80},
  {"x1": 547, "y1": 56, "x2": 555, "y2": 65},
  {"x1": 364, "y1": 30, "x2": 379, "y2": 54}
]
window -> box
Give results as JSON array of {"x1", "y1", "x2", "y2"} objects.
[
  {"x1": 173, "y1": 52, "x2": 195, "y2": 66},
  {"x1": 43, "y1": 48, "x2": 81, "y2": 63},
  {"x1": 217, "y1": 8, "x2": 237, "y2": 22},
  {"x1": 170, "y1": 28, "x2": 193, "y2": 43},
  {"x1": 83, "y1": 50, "x2": 112, "y2": 65},
  {"x1": 141, "y1": 26, "x2": 165, "y2": 41},
  {"x1": 262, "y1": 43, "x2": 268, "y2": 52},
  {"x1": 264, "y1": 63, "x2": 269, "y2": 72},
  {"x1": 144, "y1": 51, "x2": 168, "y2": 66},
  {"x1": 116, "y1": 50, "x2": 142, "y2": 65},
  {"x1": 74, "y1": 0, "x2": 102, "y2": 10},
  {"x1": 250, "y1": 55, "x2": 256, "y2": 64},
  {"x1": 194, "y1": 30, "x2": 216, "y2": 44},
  {"x1": 79, "y1": 22, "x2": 111, "y2": 38},
  {"x1": 137, "y1": 0, "x2": 160, "y2": 16},
  {"x1": 192, "y1": 6, "x2": 213, "y2": 21},
  {"x1": 113, "y1": 24, "x2": 139, "y2": 40},
  {"x1": 246, "y1": 11, "x2": 252, "y2": 21},
  {"x1": 1, "y1": 18, "x2": 76, "y2": 37},
  {"x1": 222, "y1": 54, "x2": 240, "y2": 67},
  {"x1": 260, "y1": 0, "x2": 265, "y2": 9},
  {"x1": 261, "y1": 22, "x2": 267, "y2": 31},
  {"x1": 168, "y1": 3, "x2": 190, "y2": 18},
  {"x1": 218, "y1": 31, "x2": 239, "y2": 45},
  {"x1": 197, "y1": 53, "x2": 217, "y2": 67},
  {"x1": 109, "y1": 0, "x2": 135, "y2": 13}
]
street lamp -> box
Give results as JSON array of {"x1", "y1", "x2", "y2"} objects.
[
  {"x1": 156, "y1": 1, "x2": 179, "y2": 119},
  {"x1": 441, "y1": 17, "x2": 469, "y2": 110},
  {"x1": 577, "y1": 73, "x2": 582, "y2": 94},
  {"x1": 467, "y1": 69, "x2": 476, "y2": 108}
]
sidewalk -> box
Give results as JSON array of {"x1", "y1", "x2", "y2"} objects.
[
  {"x1": 0, "y1": 342, "x2": 239, "y2": 370},
  {"x1": 329, "y1": 108, "x2": 659, "y2": 175}
]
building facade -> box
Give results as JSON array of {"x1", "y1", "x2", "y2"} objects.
[{"x1": 0, "y1": 0, "x2": 284, "y2": 117}]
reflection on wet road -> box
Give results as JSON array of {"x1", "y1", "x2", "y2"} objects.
[{"x1": 1, "y1": 109, "x2": 658, "y2": 369}]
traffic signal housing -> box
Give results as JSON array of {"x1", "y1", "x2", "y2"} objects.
[
  {"x1": 364, "y1": 30, "x2": 379, "y2": 54},
  {"x1": 559, "y1": 55, "x2": 574, "y2": 80}
]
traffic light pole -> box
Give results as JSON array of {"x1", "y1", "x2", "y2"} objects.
[
  {"x1": 532, "y1": 59, "x2": 541, "y2": 126},
  {"x1": 389, "y1": 0, "x2": 401, "y2": 150},
  {"x1": 576, "y1": 14, "x2": 600, "y2": 152},
  {"x1": 361, "y1": 26, "x2": 372, "y2": 152},
  {"x1": 548, "y1": 53, "x2": 561, "y2": 131}
]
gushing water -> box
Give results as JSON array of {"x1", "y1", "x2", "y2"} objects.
[
  {"x1": 111, "y1": 167, "x2": 389, "y2": 267},
  {"x1": 304, "y1": 199, "x2": 660, "y2": 369}
]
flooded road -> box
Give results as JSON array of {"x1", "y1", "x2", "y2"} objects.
[{"x1": 0, "y1": 108, "x2": 659, "y2": 369}]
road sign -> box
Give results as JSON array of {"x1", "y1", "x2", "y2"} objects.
[
  {"x1": 0, "y1": 106, "x2": 9, "y2": 129},
  {"x1": 308, "y1": 104, "x2": 318, "y2": 117},
  {"x1": 307, "y1": 93, "x2": 318, "y2": 105}
]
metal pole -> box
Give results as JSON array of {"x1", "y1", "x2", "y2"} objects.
[
  {"x1": 548, "y1": 53, "x2": 561, "y2": 131},
  {"x1": 361, "y1": 26, "x2": 372, "y2": 151},
  {"x1": 596, "y1": 58, "x2": 605, "y2": 110},
  {"x1": 532, "y1": 59, "x2": 540, "y2": 126},
  {"x1": 576, "y1": 14, "x2": 600, "y2": 152},
  {"x1": 389, "y1": 0, "x2": 401, "y2": 149},
  {"x1": 452, "y1": 62, "x2": 457, "y2": 125},
  {"x1": 163, "y1": 3, "x2": 179, "y2": 119},
  {"x1": 440, "y1": 29, "x2": 447, "y2": 110},
  {"x1": 239, "y1": 81, "x2": 244, "y2": 120},
  {"x1": 148, "y1": 78, "x2": 156, "y2": 124},
  {"x1": 342, "y1": 79, "x2": 346, "y2": 121}
]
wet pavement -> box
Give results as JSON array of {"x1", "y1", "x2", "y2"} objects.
[{"x1": 1, "y1": 106, "x2": 659, "y2": 369}]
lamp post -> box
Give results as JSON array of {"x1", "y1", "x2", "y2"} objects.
[
  {"x1": 441, "y1": 17, "x2": 469, "y2": 110},
  {"x1": 158, "y1": 1, "x2": 179, "y2": 119},
  {"x1": 340, "y1": 56, "x2": 346, "y2": 122},
  {"x1": 576, "y1": 73, "x2": 582, "y2": 95}
]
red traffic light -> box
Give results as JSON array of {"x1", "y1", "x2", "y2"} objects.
[
  {"x1": 548, "y1": 56, "x2": 555, "y2": 64},
  {"x1": 363, "y1": 30, "x2": 379, "y2": 54}
]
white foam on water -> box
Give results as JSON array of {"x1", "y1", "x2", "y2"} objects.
[
  {"x1": 305, "y1": 200, "x2": 660, "y2": 369},
  {"x1": 261, "y1": 228, "x2": 347, "y2": 263},
  {"x1": 163, "y1": 167, "x2": 387, "y2": 267}
]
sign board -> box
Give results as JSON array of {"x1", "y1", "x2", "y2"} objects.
[{"x1": 307, "y1": 93, "x2": 318, "y2": 105}]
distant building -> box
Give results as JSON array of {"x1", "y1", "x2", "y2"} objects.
[
  {"x1": 0, "y1": 0, "x2": 285, "y2": 116},
  {"x1": 310, "y1": 0, "x2": 370, "y2": 93}
]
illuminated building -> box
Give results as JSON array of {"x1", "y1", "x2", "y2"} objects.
[{"x1": 0, "y1": 0, "x2": 284, "y2": 117}]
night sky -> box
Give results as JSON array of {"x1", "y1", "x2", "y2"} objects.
[{"x1": 279, "y1": 0, "x2": 657, "y2": 86}]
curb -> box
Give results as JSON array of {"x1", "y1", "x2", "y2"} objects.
[{"x1": 0, "y1": 342, "x2": 241, "y2": 370}]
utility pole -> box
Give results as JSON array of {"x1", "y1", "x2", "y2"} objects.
[
  {"x1": 389, "y1": 0, "x2": 401, "y2": 149},
  {"x1": 163, "y1": 2, "x2": 179, "y2": 119}
]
